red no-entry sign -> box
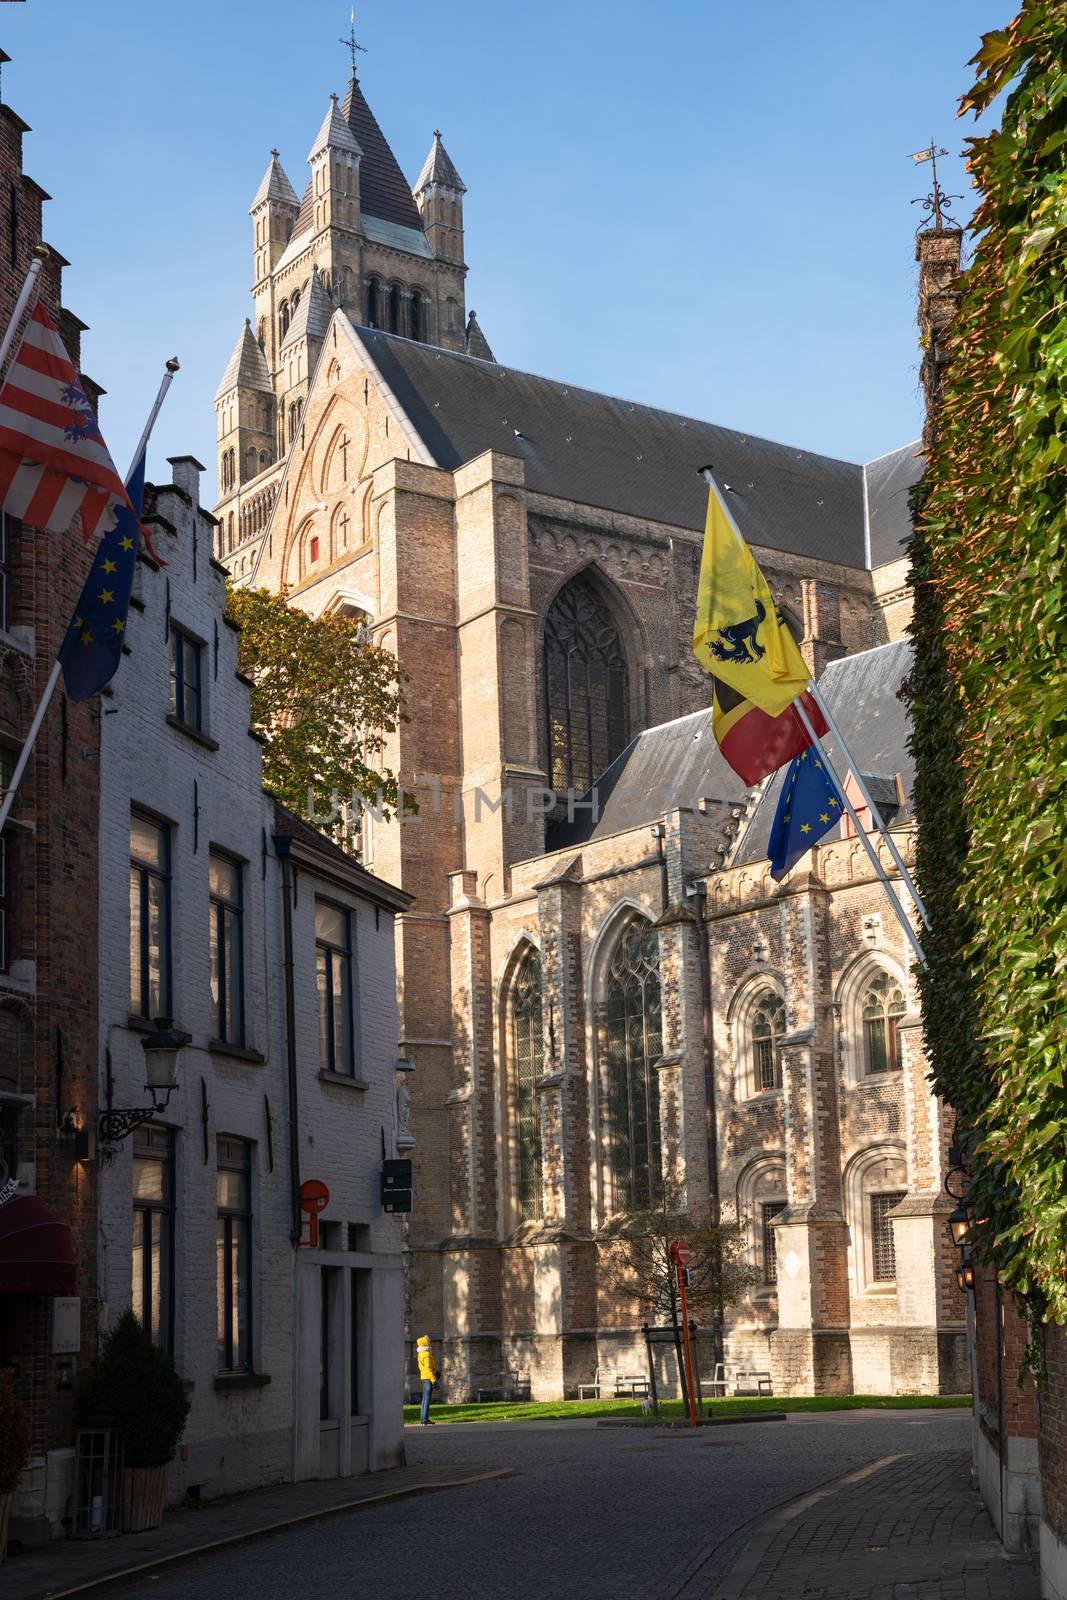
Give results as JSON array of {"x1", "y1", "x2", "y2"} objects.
[{"x1": 669, "y1": 1238, "x2": 692, "y2": 1267}]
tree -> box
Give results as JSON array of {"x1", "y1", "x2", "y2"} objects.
[
  {"x1": 599, "y1": 1185, "x2": 759, "y2": 1400},
  {"x1": 226, "y1": 585, "x2": 405, "y2": 830}
]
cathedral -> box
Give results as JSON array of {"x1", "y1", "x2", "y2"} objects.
[{"x1": 214, "y1": 53, "x2": 967, "y2": 1400}]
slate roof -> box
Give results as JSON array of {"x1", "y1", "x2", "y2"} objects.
[
  {"x1": 733, "y1": 638, "x2": 915, "y2": 865},
  {"x1": 308, "y1": 94, "x2": 363, "y2": 162},
  {"x1": 341, "y1": 74, "x2": 424, "y2": 231},
  {"x1": 864, "y1": 442, "x2": 923, "y2": 567},
  {"x1": 351, "y1": 326, "x2": 867, "y2": 563},
  {"x1": 414, "y1": 131, "x2": 465, "y2": 194},
  {"x1": 545, "y1": 707, "x2": 750, "y2": 852},
  {"x1": 215, "y1": 319, "x2": 272, "y2": 400},
  {"x1": 279, "y1": 266, "x2": 333, "y2": 351},
  {"x1": 250, "y1": 150, "x2": 299, "y2": 212}
]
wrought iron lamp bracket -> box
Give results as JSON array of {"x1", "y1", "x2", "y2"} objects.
[{"x1": 98, "y1": 1085, "x2": 177, "y2": 1146}]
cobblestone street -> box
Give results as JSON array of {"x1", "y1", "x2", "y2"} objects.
[{"x1": 88, "y1": 1409, "x2": 1035, "y2": 1600}]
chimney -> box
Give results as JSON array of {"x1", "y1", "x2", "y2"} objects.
[
  {"x1": 167, "y1": 454, "x2": 205, "y2": 507},
  {"x1": 916, "y1": 228, "x2": 964, "y2": 442}
]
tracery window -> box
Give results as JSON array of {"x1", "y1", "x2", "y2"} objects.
[
  {"x1": 862, "y1": 973, "x2": 906, "y2": 1074},
  {"x1": 543, "y1": 576, "x2": 630, "y2": 801},
  {"x1": 751, "y1": 991, "x2": 786, "y2": 1092},
  {"x1": 606, "y1": 919, "x2": 662, "y2": 1212},
  {"x1": 511, "y1": 951, "x2": 543, "y2": 1221}
]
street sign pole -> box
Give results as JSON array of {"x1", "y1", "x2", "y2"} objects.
[{"x1": 669, "y1": 1240, "x2": 698, "y2": 1428}]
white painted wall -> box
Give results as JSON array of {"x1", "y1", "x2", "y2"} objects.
[{"x1": 97, "y1": 459, "x2": 405, "y2": 1500}]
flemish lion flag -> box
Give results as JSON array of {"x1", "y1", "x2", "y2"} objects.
[{"x1": 693, "y1": 476, "x2": 811, "y2": 718}]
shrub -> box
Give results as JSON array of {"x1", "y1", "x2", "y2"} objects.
[
  {"x1": 76, "y1": 1312, "x2": 189, "y2": 1468},
  {"x1": 0, "y1": 1370, "x2": 31, "y2": 1495}
]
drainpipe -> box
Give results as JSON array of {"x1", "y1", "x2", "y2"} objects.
[
  {"x1": 651, "y1": 823, "x2": 668, "y2": 913},
  {"x1": 274, "y1": 836, "x2": 303, "y2": 1244}
]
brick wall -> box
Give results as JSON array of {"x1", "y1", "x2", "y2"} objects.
[{"x1": 0, "y1": 73, "x2": 102, "y2": 1494}]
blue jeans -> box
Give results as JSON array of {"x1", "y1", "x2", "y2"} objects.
[{"x1": 420, "y1": 1378, "x2": 434, "y2": 1423}]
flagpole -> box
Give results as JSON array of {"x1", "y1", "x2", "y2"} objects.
[
  {"x1": 792, "y1": 696, "x2": 926, "y2": 968},
  {"x1": 805, "y1": 677, "x2": 930, "y2": 928},
  {"x1": 0, "y1": 245, "x2": 49, "y2": 379},
  {"x1": 0, "y1": 358, "x2": 180, "y2": 838},
  {"x1": 696, "y1": 465, "x2": 929, "y2": 930}
]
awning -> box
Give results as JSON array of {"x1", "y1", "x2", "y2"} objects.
[{"x1": 0, "y1": 1195, "x2": 76, "y2": 1293}]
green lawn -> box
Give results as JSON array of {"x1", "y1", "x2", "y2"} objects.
[{"x1": 403, "y1": 1393, "x2": 972, "y2": 1425}]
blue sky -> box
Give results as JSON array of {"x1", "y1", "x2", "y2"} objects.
[{"x1": 1, "y1": 0, "x2": 999, "y2": 489}]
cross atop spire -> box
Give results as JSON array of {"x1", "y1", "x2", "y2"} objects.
[{"x1": 340, "y1": 6, "x2": 367, "y2": 81}]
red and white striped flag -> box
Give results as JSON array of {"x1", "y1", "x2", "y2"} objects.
[{"x1": 0, "y1": 302, "x2": 131, "y2": 541}]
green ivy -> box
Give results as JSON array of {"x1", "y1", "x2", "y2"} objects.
[{"x1": 909, "y1": 3, "x2": 1067, "y2": 1317}]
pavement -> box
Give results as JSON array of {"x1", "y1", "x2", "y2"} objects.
[
  {"x1": 676, "y1": 1445, "x2": 1039, "y2": 1600},
  {"x1": 1, "y1": 1461, "x2": 511, "y2": 1600},
  {"x1": 2, "y1": 1409, "x2": 1040, "y2": 1600}
]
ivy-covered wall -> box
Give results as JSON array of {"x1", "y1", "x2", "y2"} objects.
[{"x1": 909, "y1": 2, "x2": 1067, "y2": 1321}]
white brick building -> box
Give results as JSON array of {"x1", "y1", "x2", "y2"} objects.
[{"x1": 97, "y1": 456, "x2": 410, "y2": 1502}]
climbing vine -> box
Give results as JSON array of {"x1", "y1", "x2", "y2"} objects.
[{"x1": 909, "y1": 3, "x2": 1067, "y2": 1317}]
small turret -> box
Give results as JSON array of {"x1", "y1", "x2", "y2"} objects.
[
  {"x1": 250, "y1": 150, "x2": 298, "y2": 285},
  {"x1": 307, "y1": 93, "x2": 362, "y2": 237},
  {"x1": 414, "y1": 130, "x2": 465, "y2": 265},
  {"x1": 464, "y1": 310, "x2": 495, "y2": 363},
  {"x1": 214, "y1": 319, "x2": 275, "y2": 508}
]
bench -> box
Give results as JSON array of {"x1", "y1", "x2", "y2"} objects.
[
  {"x1": 475, "y1": 1369, "x2": 531, "y2": 1402},
  {"x1": 613, "y1": 1373, "x2": 651, "y2": 1399},
  {"x1": 733, "y1": 1369, "x2": 773, "y2": 1397},
  {"x1": 577, "y1": 1366, "x2": 602, "y2": 1400}
]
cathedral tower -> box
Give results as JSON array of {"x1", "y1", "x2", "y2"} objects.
[{"x1": 215, "y1": 47, "x2": 485, "y2": 577}]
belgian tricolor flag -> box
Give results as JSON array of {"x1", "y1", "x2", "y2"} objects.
[{"x1": 712, "y1": 678, "x2": 826, "y2": 787}]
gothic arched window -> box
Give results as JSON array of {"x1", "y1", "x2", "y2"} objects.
[
  {"x1": 279, "y1": 302, "x2": 290, "y2": 339},
  {"x1": 366, "y1": 276, "x2": 380, "y2": 328},
  {"x1": 606, "y1": 919, "x2": 662, "y2": 1212},
  {"x1": 862, "y1": 973, "x2": 906, "y2": 1074},
  {"x1": 410, "y1": 293, "x2": 423, "y2": 343},
  {"x1": 388, "y1": 285, "x2": 400, "y2": 335},
  {"x1": 511, "y1": 951, "x2": 543, "y2": 1221},
  {"x1": 543, "y1": 576, "x2": 630, "y2": 799},
  {"x1": 751, "y1": 991, "x2": 786, "y2": 1092}
]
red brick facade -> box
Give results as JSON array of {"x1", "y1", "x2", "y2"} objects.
[{"x1": 0, "y1": 59, "x2": 101, "y2": 1542}]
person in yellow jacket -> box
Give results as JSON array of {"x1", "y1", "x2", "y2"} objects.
[{"x1": 416, "y1": 1334, "x2": 438, "y2": 1425}]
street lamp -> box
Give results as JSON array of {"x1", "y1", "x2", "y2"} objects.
[
  {"x1": 99, "y1": 1017, "x2": 189, "y2": 1145},
  {"x1": 956, "y1": 1257, "x2": 976, "y2": 1293},
  {"x1": 947, "y1": 1203, "x2": 973, "y2": 1248}
]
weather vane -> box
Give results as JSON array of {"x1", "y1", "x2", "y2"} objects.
[
  {"x1": 908, "y1": 141, "x2": 962, "y2": 232},
  {"x1": 340, "y1": 7, "x2": 367, "y2": 79}
]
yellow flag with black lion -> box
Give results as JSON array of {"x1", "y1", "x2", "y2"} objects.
[{"x1": 692, "y1": 472, "x2": 810, "y2": 719}]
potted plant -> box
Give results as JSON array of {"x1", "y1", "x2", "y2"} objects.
[
  {"x1": 0, "y1": 1370, "x2": 31, "y2": 1564},
  {"x1": 76, "y1": 1312, "x2": 189, "y2": 1533}
]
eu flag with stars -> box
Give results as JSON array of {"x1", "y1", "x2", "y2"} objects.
[
  {"x1": 57, "y1": 449, "x2": 145, "y2": 701},
  {"x1": 768, "y1": 747, "x2": 845, "y2": 881}
]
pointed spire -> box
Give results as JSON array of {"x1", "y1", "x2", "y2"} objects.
[
  {"x1": 340, "y1": 75, "x2": 423, "y2": 230},
  {"x1": 308, "y1": 92, "x2": 363, "y2": 163},
  {"x1": 249, "y1": 149, "x2": 299, "y2": 212},
  {"x1": 280, "y1": 265, "x2": 333, "y2": 351},
  {"x1": 464, "y1": 310, "x2": 495, "y2": 364},
  {"x1": 215, "y1": 318, "x2": 272, "y2": 401},
  {"x1": 415, "y1": 130, "x2": 466, "y2": 196}
]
